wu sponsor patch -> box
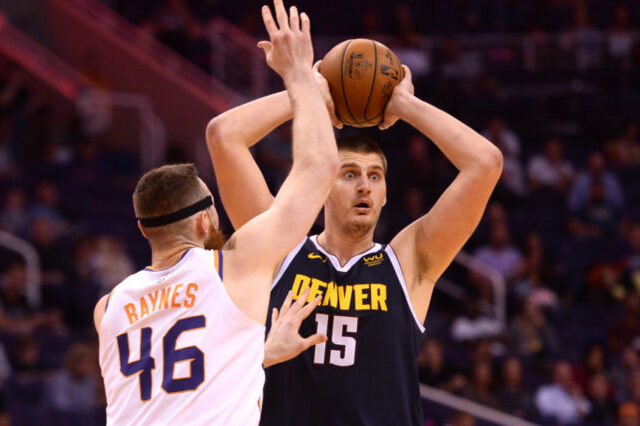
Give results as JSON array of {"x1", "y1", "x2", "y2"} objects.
[{"x1": 363, "y1": 253, "x2": 384, "y2": 267}]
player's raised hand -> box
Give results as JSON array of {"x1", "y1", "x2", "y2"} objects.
[
  {"x1": 263, "y1": 287, "x2": 327, "y2": 368},
  {"x1": 257, "y1": 0, "x2": 313, "y2": 82},
  {"x1": 313, "y1": 60, "x2": 343, "y2": 129},
  {"x1": 379, "y1": 65, "x2": 415, "y2": 130}
]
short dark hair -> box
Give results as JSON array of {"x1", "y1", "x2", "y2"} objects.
[
  {"x1": 337, "y1": 135, "x2": 387, "y2": 173},
  {"x1": 133, "y1": 163, "x2": 208, "y2": 223}
]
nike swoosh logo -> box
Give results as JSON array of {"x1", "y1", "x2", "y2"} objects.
[{"x1": 308, "y1": 253, "x2": 327, "y2": 262}]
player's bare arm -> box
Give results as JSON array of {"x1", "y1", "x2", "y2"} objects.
[
  {"x1": 206, "y1": 63, "x2": 340, "y2": 230},
  {"x1": 93, "y1": 293, "x2": 109, "y2": 334},
  {"x1": 221, "y1": 0, "x2": 338, "y2": 324},
  {"x1": 385, "y1": 66, "x2": 503, "y2": 322}
]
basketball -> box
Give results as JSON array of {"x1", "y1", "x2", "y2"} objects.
[{"x1": 319, "y1": 39, "x2": 404, "y2": 128}]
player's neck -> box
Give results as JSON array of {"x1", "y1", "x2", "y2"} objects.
[
  {"x1": 316, "y1": 230, "x2": 375, "y2": 267},
  {"x1": 149, "y1": 240, "x2": 201, "y2": 270}
]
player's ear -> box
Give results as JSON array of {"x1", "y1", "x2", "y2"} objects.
[
  {"x1": 197, "y1": 210, "x2": 209, "y2": 235},
  {"x1": 137, "y1": 221, "x2": 148, "y2": 239}
]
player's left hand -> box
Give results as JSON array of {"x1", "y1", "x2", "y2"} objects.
[
  {"x1": 379, "y1": 65, "x2": 414, "y2": 131},
  {"x1": 314, "y1": 60, "x2": 343, "y2": 129},
  {"x1": 264, "y1": 287, "x2": 327, "y2": 368}
]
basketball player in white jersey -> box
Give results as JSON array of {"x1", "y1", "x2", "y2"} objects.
[{"x1": 93, "y1": 1, "x2": 338, "y2": 424}]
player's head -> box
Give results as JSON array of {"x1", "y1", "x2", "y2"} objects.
[
  {"x1": 133, "y1": 163, "x2": 224, "y2": 250},
  {"x1": 324, "y1": 135, "x2": 387, "y2": 238}
]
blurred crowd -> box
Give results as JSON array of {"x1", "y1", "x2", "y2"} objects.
[
  {"x1": 0, "y1": 0, "x2": 639, "y2": 425},
  {"x1": 0, "y1": 58, "x2": 142, "y2": 424}
]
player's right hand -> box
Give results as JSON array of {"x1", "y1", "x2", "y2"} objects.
[
  {"x1": 379, "y1": 65, "x2": 415, "y2": 131},
  {"x1": 258, "y1": 0, "x2": 313, "y2": 81},
  {"x1": 313, "y1": 60, "x2": 343, "y2": 129},
  {"x1": 263, "y1": 287, "x2": 327, "y2": 368}
]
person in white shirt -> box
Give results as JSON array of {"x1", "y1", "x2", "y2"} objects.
[
  {"x1": 535, "y1": 360, "x2": 591, "y2": 424},
  {"x1": 528, "y1": 137, "x2": 574, "y2": 192}
]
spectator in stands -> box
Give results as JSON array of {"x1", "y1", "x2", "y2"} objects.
[
  {"x1": 607, "y1": 293, "x2": 640, "y2": 352},
  {"x1": 569, "y1": 152, "x2": 624, "y2": 213},
  {"x1": 509, "y1": 301, "x2": 559, "y2": 364},
  {"x1": 618, "y1": 402, "x2": 640, "y2": 426},
  {"x1": 391, "y1": 4, "x2": 431, "y2": 78},
  {"x1": 46, "y1": 343, "x2": 100, "y2": 424},
  {"x1": 0, "y1": 188, "x2": 29, "y2": 237},
  {"x1": 561, "y1": 5, "x2": 602, "y2": 70},
  {"x1": 496, "y1": 356, "x2": 537, "y2": 419},
  {"x1": 66, "y1": 237, "x2": 102, "y2": 332},
  {"x1": 514, "y1": 233, "x2": 559, "y2": 310},
  {"x1": 0, "y1": 262, "x2": 66, "y2": 346},
  {"x1": 394, "y1": 133, "x2": 453, "y2": 208},
  {"x1": 401, "y1": 135, "x2": 433, "y2": 190},
  {"x1": 626, "y1": 370, "x2": 640, "y2": 405},
  {"x1": 605, "y1": 123, "x2": 640, "y2": 168},
  {"x1": 6, "y1": 336, "x2": 46, "y2": 424},
  {"x1": 608, "y1": 5, "x2": 634, "y2": 62},
  {"x1": 535, "y1": 360, "x2": 591, "y2": 424},
  {"x1": 451, "y1": 301, "x2": 503, "y2": 343},
  {"x1": 575, "y1": 344, "x2": 610, "y2": 392},
  {"x1": 463, "y1": 360, "x2": 500, "y2": 408},
  {"x1": 417, "y1": 338, "x2": 465, "y2": 393},
  {"x1": 473, "y1": 221, "x2": 524, "y2": 285},
  {"x1": 528, "y1": 137, "x2": 574, "y2": 193},
  {"x1": 439, "y1": 39, "x2": 482, "y2": 79},
  {"x1": 0, "y1": 114, "x2": 19, "y2": 180},
  {"x1": 576, "y1": 178, "x2": 622, "y2": 235},
  {"x1": 462, "y1": 361, "x2": 500, "y2": 408},
  {"x1": 449, "y1": 411, "x2": 476, "y2": 426},
  {"x1": 29, "y1": 216, "x2": 69, "y2": 309},
  {"x1": 619, "y1": 122, "x2": 640, "y2": 165},
  {"x1": 482, "y1": 116, "x2": 526, "y2": 198},
  {"x1": 482, "y1": 116, "x2": 520, "y2": 165},
  {"x1": 141, "y1": 0, "x2": 212, "y2": 72},
  {"x1": 585, "y1": 373, "x2": 617, "y2": 425},
  {"x1": 0, "y1": 262, "x2": 39, "y2": 336},
  {"x1": 400, "y1": 187, "x2": 426, "y2": 228},
  {"x1": 92, "y1": 235, "x2": 134, "y2": 292},
  {"x1": 29, "y1": 181, "x2": 67, "y2": 230},
  {"x1": 611, "y1": 346, "x2": 640, "y2": 404}
]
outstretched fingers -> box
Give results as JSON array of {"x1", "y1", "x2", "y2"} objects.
[
  {"x1": 273, "y1": 0, "x2": 289, "y2": 31},
  {"x1": 278, "y1": 290, "x2": 294, "y2": 318},
  {"x1": 300, "y1": 12, "x2": 310, "y2": 35},
  {"x1": 289, "y1": 287, "x2": 311, "y2": 315},
  {"x1": 303, "y1": 333, "x2": 327, "y2": 348},
  {"x1": 296, "y1": 295, "x2": 322, "y2": 322},
  {"x1": 261, "y1": 5, "x2": 278, "y2": 35},
  {"x1": 289, "y1": 6, "x2": 299, "y2": 32}
]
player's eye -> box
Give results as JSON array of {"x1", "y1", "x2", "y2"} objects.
[
  {"x1": 345, "y1": 172, "x2": 355, "y2": 179},
  {"x1": 370, "y1": 173, "x2": 380, "y2": 181}
]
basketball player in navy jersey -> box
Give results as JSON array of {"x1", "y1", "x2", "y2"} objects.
[{"x1": 207, "y1": 56, "x2": 503, "y2": 424}]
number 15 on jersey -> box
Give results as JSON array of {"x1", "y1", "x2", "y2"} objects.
[{"x1": 313, "y1": 313, "x2": 359, "y2": 367}]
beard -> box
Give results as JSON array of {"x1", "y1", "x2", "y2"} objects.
[
  {"x1": 342, "y1": 216, "x2": 375, "y2": 238},
  {"x1": 204, "y1": 222, "x2": 226, "y2": 250}
]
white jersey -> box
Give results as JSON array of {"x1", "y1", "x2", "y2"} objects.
[{"x1": 98, "y1": 248, "x2": 265, "y2": 425}]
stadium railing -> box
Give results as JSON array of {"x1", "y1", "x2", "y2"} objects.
[
  {"x1": 0, "y1": 13, "x2": 167, "y2": 172},
  {"x1": 420, "y1": 384, "x2": 539, "y2": 426},
  {"x1": 42, "y1": 0, "x2": 240, "y2": 163},
  {"x1": 0, "y1": 231, "x2": 41, "y2": 309}
]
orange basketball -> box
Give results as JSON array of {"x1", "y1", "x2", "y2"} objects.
[{"x1": 319, "y1": 39, "x2": 403, "y2": 128}]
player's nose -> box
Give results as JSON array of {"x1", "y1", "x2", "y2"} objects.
[{"x1": 356, "y1": 176, "x2": 371, "y2": 193}]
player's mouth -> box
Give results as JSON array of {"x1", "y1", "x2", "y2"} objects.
[{"x1": 353, "y1": 200, "x2": 372, "y2": 214}]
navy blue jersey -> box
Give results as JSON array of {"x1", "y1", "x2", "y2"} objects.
[{"x1": 260, "y1": 236, "x2": 425, "y2": 426}]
